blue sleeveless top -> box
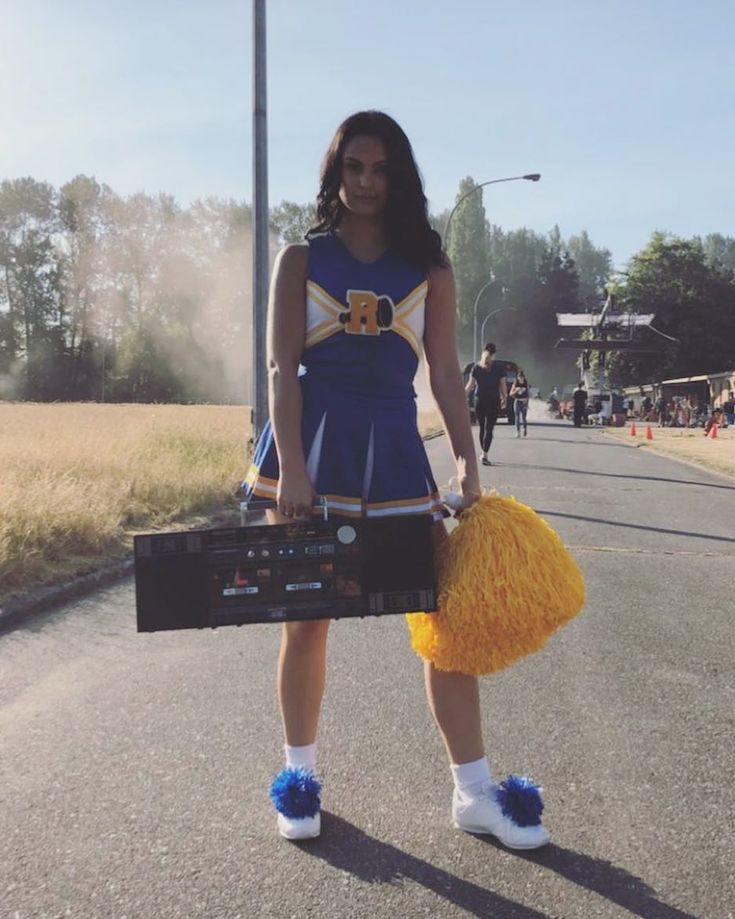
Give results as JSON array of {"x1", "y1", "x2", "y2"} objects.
[{"x1": 302, "y1": 232, "x2": 428, "y2": 397}]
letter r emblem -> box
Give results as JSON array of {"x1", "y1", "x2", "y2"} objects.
[{"x1": 345, "y1": 289, "x2": 380, "y2": 335}]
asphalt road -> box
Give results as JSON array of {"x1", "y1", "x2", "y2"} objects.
[{"x1": 2, "y1": 415, "x2": 734, "y2": 919}]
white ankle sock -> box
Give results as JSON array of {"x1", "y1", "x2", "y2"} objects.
[
  {"x1": 451, "y1": 756, "x2": 492, "y2": 795},
  {"x1": 285, "y1": 742, "x2": 317, "y2": 772}
]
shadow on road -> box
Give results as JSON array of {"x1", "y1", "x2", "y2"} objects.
[
  {"x1": 511, "y1": 462, "x2": 735, "y2": 492},
  {"x1": 303, "y1": 812, "x2": 551, "y2": 918},
  {"x1": 504, "y1": 840, "x2": 698, "y2": 919},
  {"x1": 303, "y1": 814, "x2": 697, "y2": 919},
  {"x1": 521, "y1": 435, "x2": 634, "y2": 447},
  {"x1": 504, "y1": 421, "x2": 563, "y2": 429},
  {"x1": 536, "y1": 509, "x2": 735, "y2": 546}
]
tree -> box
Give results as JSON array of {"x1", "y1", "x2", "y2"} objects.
[
  {"x1": 481, "y1": 225, "x2": 544, "y2": 368},
  {"x1": 58, "y1": 175, "x2": 111, "y2": 398},
  {"x1": 608, "y1": 232, "x2": 735, "y2": 385},
  {"x1": 429, "y1": 207, "x2": 450, "y2": 238},
  {"x1": 270, "y1": 200, "x2": 316, "y2": 245},
  {"x1": 699, "y1": 233, "x2": 735, "y2": 275},
  {"x1": 479, "y1": 226, "x2": 582, "y2": 391},
  {"x1": 547, "y1": 224, "x2": 563, "y2": 259},
  {"x1": 566, "y1": 230, "x2": 613, "y2": 300},
  {"x1": 487, "y1": 226, "x2": 547, "y2": 295},
  {"x1": 0, "y1": 178, "x2": 62, "y2": 399},
  {"x1": 525, "y1": 250, "x2": 582, "y2": 390},
  {"x1": 0, "y1": 178, "x2": 260, "y2": 402}
]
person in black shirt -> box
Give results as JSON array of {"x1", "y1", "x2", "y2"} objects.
[
  {"x1": 465, "y1": 342, "x2": 507, "y2": 465},
  {"x1": 572, "y1": 382, "x2": 587, "y2": 427}
]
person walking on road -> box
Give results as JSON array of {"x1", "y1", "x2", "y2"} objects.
[
  {"x1": 465, "y1": 342, "x2": 508, "y2": 465},
  {"x1": 242, "y1": 111, "x2": 549, "y2": 849},
  {"x1": 510, "y1": 369, "x2": 530, "y2": 437},
  {"x1": 572, "y1": 381, "x2": 587, "y2": 428},
  {"x1": 723, "y1": 391, "x2": 734, "y2": 427}
]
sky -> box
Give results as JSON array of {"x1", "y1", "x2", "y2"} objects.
[{"x1": 2, "y1": 0, "x2": 734, "y2": 268}]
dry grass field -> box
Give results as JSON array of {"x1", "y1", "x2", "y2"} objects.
[
  {"x1": 0, "y1": 403, "x2": 251, "y2": 602},
  {"x1": 605, "y1": 424, "x2": 735, "y2": 479},
  {"x1": 0, "y1": 402, "x2": 445, "y2": 604}
]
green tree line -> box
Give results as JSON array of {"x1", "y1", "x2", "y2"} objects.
[
  {"x1": 445, "y1": 177, "x2": 735, "y2": 390},
  {"x1": 2, "y1": 175, "x2": 734, "y2": 402},
  {"x1": 0, "y1": 176, "x2": 254, "y2": 403}
]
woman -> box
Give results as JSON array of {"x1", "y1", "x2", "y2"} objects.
[
  {"x1": 510, "y1": 369, "x2": 530, "y2": 437},
  {"x1": 243, "y1": 111, "x2": 548, "y2": 849},
  {"x1": 464, "y1": 343, "x2": 507, "y2": 465}
]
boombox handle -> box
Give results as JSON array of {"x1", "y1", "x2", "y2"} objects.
[{"x1": 239, "y1": 495, "x2": 329, "y2": 527}]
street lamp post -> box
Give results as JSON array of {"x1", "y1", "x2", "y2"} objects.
[
  {"x1": 443, "y1": 173, "x2": 540, "y2": 251},
  {"x1": 472, "y1": 279, "x2": 496, "y2": 360},
  {"x1": 480, "y1": 307, "x2": 518, "y2": 349},
  {"x1": 252, "y1": 0, "x2": 269, "y2": 441}
]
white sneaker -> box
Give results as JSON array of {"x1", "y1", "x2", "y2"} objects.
[
  {"x1": 452, "y1": 780, "x2": 550, "y2": 850},
  {"x1": 270, "y1": 767, "x2": 322, "y2": 840},
  {"x1": 515, "y1": 432, "x2": 521, "y2": 438},
  {"x1": 277, "y1": 810, "x2": 321, "y2": 840}
]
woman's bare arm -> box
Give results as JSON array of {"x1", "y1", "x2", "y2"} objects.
[
  {"x1": 424, "y1": 262, "x2": 481, "y2": 504},
  {"x1": 266, "y1": 244, "x2": 314, "y2": 517}
]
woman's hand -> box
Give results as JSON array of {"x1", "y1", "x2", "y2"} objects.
[
  {"x1": 443, "y1": 474, "x2": 481, "y2": 515},
  {"x1": 277, "y1": 468, "x2": 316, "y2": 520},
  {"x1": 458, "y1": 474, "x2": 482, "y2": 511}
]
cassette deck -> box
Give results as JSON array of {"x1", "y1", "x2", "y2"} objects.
[{"x1": 135, "y1": 514, "x2": 436, "y2": 632}]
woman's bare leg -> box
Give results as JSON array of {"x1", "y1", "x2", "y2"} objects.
[
  {"x1": 424, "y1": 519, "x2": 486, "y2": 764},
  {"x1": 277, "y1": 618, "x2": 331, "y2": 746},
  {"x1": 264, "y1": 509, "x2": 331, "y2": 747},
  {"x1": 424, "y1": 662, "x2": 485, "y2": 764}
]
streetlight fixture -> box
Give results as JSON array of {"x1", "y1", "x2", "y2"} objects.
[
  {"x1": 480, "y1": 307, "x2": 518, "y2": 351},
  {"x1": 443, "y1": 173, "x2": 541, "y2": 251},
  {"x1": 471, "y1": 279, "x2": 496, "y2": 360}
]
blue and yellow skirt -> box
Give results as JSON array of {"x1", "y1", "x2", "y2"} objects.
[{"x1": 243, "y1": 377, "x2": 445, "y2": 520}]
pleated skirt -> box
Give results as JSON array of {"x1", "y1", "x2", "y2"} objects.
[{"x1": 243, "y1": 376, "x2": 445, "y2": 520}]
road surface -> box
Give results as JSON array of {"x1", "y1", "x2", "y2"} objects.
[{"x1": 2, "y1": 417, "x2": 733, "y2": 918}]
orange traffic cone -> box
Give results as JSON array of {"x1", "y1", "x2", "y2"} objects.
[
  {"x1": 629, "y1": 422, "x2": 637, "y2": 436},
  {"x1": 709, "y1": 422, "x2": 718, "y2": 439},
  {"x1": 645, "y1": 425, "x2": 653, "y2": 440}
]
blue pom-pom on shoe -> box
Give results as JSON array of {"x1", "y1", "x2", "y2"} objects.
[
  {"x1": 270, "y1": 767, "x2": 321, "y2": 819},
  {"x1": 494, "y1": 775, "x2": 544, "y2": 827}
]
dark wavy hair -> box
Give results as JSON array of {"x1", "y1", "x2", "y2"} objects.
[{"x1": 306, "y1": 111, "x2": 446, "y2": 270}]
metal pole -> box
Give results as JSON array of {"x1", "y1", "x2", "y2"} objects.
[
  {"x1": 480, "y1": 307, "x2": 517, "y2": 346},
  {"x1": 252, "y1": 0, "x2": 269, "y2": 440},
  {"x1": 443, "y1": 173, "x2": 540, "y2": 251},
  {"x1": 471, "y1": 279, "x2": 495, "y2": 359}
]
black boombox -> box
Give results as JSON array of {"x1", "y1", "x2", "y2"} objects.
[{"x1": 135, "y1": 509, "x2": 437, "y2": 633}]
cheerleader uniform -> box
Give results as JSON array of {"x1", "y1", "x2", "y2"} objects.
[
  {"x1": 257, "y1": 233, "x2": 558, "y2": 849},
  {"x1": 243, "y1": 232, "x2": 446, "y2": 521}
]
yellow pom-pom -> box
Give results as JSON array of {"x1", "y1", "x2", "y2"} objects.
[{"x1": 405, "y1": 493, "x2": 585, "y2": 675}]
